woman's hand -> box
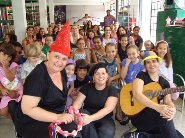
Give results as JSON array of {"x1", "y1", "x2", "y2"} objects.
[
  {"x1": 160, "y1": 106, "x2": 176, "y2": 121},
  {"x1": 81, "y1": 113, "x2": 92, "y2": 126},
  {"x1": 155, "y1": 104, "x2": 175, "y2": 120},
  {"x1": 1, "y1": 88, "x2": 10, "y2": 96},
  {"x1": 56, "y1": 113, "x2": 74, "y2": 124}
]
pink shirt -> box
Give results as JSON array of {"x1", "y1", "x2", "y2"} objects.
[{"x1": 0, "y1": 62, "x2": 23, "y2": 109}]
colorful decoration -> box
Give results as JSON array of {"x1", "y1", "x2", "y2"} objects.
[
  {"x1": 173, "y1": 17, "x2": 178, "y2": 25},
  {"x1": 49, "y1": 106, "x2": 83, "y2": 138},
  {"x1": 49, "y1": 20, "x2": 70, "y2": 57},
  {"x1": 166, "y1": 16, "x2": 171, "y2": 26},
  {"x1": 175, "y1": 18, "x2": 185, "y2": 26}
]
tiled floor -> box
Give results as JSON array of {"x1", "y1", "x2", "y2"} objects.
[{"x1": 0, "y1": 98, "x2": 184, "y2": 138}]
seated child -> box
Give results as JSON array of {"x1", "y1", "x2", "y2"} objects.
[
  {"x1": 72, "y1": 59, "x2": 90, "y2": 101},
  {"x1": 21, "y1": 43, "x2": 42, "y2": 84},
  {"x1": 0, "y1": 43, "x2": 23, "y2": 119},
  {"x1": 64, "y1": 59, "x2": 76, "y2": 111},
  {"x1": 34, "y1": 39, "x2": 46, "y2": 60},
  {"x1": 42, "y1": 36, "x2": 53, "y2": 55}
]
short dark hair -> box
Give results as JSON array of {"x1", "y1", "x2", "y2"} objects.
[
  {"x1": 93, "y1": 35, "x2": 103, "y2": 42},
  {"x1": 8, "y1": 41, "x2": 23, "y2": 50},
  {"x1": 0, "y1": 42, "x2": 15, "y2": 62},
  {"x1": 6, "y1": 33, "x2": 17, "y2": 42},
  {"x1": 75, "y1": 59, "x2": 90, "y2": 72}
]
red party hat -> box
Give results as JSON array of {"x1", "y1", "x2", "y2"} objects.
[{"x1": 49, "y1": 20, "x2": 70, "y2": 57}]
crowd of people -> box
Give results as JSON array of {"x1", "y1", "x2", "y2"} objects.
[{"x1": 0, "y1": 10, "x2": 184, "y2": 138}]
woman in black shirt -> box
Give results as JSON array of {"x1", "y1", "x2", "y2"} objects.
[
  {"x1": 14, "y1": 20, "x2": 76, "y2": 138},
  {"x1": 73, "y1": 62, "x2": 118, "y2": 138},
  {"x1": 124, "y1": 51, "x2": 184, "y2": 138}
]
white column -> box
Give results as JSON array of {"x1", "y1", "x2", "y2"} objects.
[
  {"x1": 130, "y1": 0, "x2": 139, "y2": 25},
  {"x1": 38, "y1": 0, "x2": 47, "y2": 30},
  {"x1": 140, "y1": 0, "x2": 152, "y2": 42},
  {"x1": 12, "y1": 0, "x2": 27, "y2": 43},
  {"x1": 49, "y1": 0, "x2": 55, "y2": 24}
]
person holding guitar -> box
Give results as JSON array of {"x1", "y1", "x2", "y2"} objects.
[{"x1": 123, "y1": 51, "x2": 184, "y2": 138}]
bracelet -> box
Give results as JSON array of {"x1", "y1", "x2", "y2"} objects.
[{"x1": 49, "y1": 106, "x2": 83, "y2": 138}]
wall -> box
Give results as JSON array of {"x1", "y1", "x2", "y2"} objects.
[{"x1": 66, "y1": 5, "x2": 105, "y2": 25}]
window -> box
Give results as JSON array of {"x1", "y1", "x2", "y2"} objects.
[{"x1": 150, "y1": 0, "x2": 162, "y2": 43}]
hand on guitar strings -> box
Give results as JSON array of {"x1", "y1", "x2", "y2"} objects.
[{"x1": 158, "y1": 105, "x2": 176, "y2": 121}]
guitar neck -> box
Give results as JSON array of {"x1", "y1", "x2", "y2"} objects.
[{"x1": 153, "y1": 86, "x2": 185, "y2": 97}]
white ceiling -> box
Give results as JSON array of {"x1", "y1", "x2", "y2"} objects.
[{"x1": 46, "y1": 0, "x2": 112, "y2": 5}]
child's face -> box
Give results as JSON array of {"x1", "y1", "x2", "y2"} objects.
[
  {"x1": 104, "y1": 27, "x2": 111, "y2": 36},
  {"x1": 79, "y1": 30, "x2": 84, "y2": 36},
  {"x1": 27, "y1": 28, "x2": 34, "y2": 36},
  {"x1": 119, "y1": 27, "x2": 126, "y2": 35},
  {"x1": 88, "y1": 32, "x2": 94, "y2": 39},
  {"x1": 0, "y1": 51, "x2": 11, "y2": 64},
  {"x1": 45, "y1": 37, "x2": 53, "y2": 47},
  {"x1": 144, "y1": 41, "x2": 152, "y2": 51},
  {"x1": 156, "y1": 43, "x2": 168, "y2": 59},
  {"x1": 76, "y1": 40, "x2": 85, "y2": 50},
  {"x1": 127, "y1": 48, "x2": 139, "y2": 62},
  {"x1": 54, "y1": 27, "x2": 59, "y2": 32},
  {"x1": 72, "y1": 26, "x2": 78, "y2": 34},
  {"x1": 47, "y1": 27, "x2": 53, "y2": 33},
  {"x1": 65, "y1": 64, "x2": 75, "y2": 78},
  {"x1": 133, "y1": 28, "x2": 140, "y2": 35},
  {"x1": 40, "y1": 29, "x2": 45, "y2": 36},
  {"x1": 34, "y1": 26, "x2": 40, "y2": 34},
  {"x1": 28, "y1": 56, "x2": 40, "y2": 65},
  {"x1": 93, "y1": 38, "x2": 102, "y2": 50},
  {"x1": 14, "y1": 46, "x2": 22, "y2": 63},
  {"x1": 105, "y1": 45, "x2": 116, "y2": 60},
  {"x1": 119, "y1": 37, "x2": 128, "y2": 49},
  {"x1": 76, "y1": 68, "x2": 87, "y2": 80},
  {"x1": 93, "y1": 26, "x2": 98, "y2": 32}
]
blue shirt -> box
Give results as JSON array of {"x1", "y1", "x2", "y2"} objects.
[
  {"x1": 17, "y1": 55, "x2": 27, "y2": 65},
  {"x1": 121, "y1": 58, "x2": 145, "y2": 83}
]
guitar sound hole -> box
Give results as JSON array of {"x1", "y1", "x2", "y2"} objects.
[{"x1": 145, "y1": 91, "x2": 153, "y2": 100}]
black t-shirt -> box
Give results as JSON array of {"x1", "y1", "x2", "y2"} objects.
[
  {"x1": 14, "y1": 62, "x2": 68, "y2": 123},
  {"x1": 118, "y1": 49, "x2": 128, "y2": 62},
  {"x1": 136, "y1": 71, "x2": 170, "y2": 89},
  {"x1": 131, "y1": 35, "x2": 143, "y2": 48},
  {"x1": 74, "y1": 75, "x2": 90, "y2": 88},
  {"x1": 80, "y1": 83, "x2": 118, "y2": 118}
]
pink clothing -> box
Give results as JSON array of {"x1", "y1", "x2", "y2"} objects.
[
  {"x1": 42, "y1": 37, "x2": 45, "y2": 46},
  {"x1": 112, "y1": 34, "x2": 118, "y2": 42},
  {"x1": 87, "y1": 38, "x2": 94, "y2": 48},
  {"x1": 0, "y1": 62, "x2": 23, "y2": 109}
]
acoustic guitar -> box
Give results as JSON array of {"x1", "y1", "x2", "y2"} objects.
[{"x1": 120, "y1": 82, "x2": 184, "y2": 116}]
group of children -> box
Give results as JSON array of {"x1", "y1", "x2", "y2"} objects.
[
  {"x1": 67, "y1": 34, "x2": 177, "y2": 127},
  {"x1": 0, "y1": 23, "x2": 178, "y2": 133}
]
